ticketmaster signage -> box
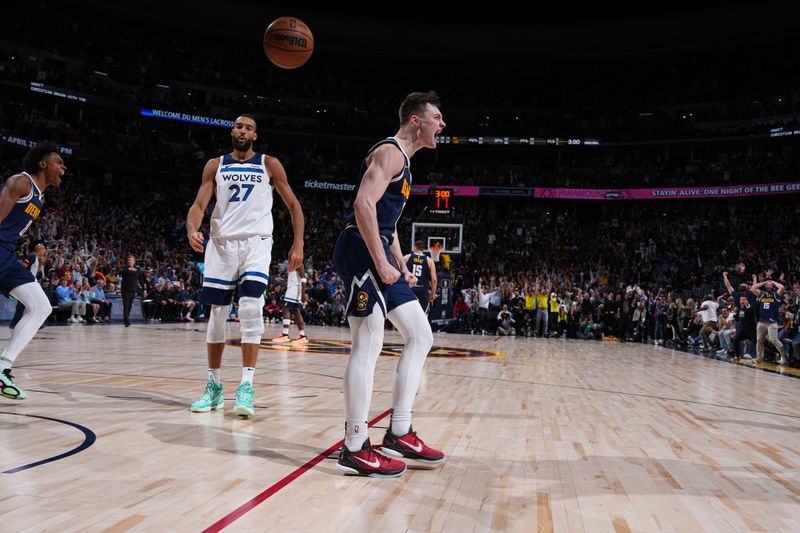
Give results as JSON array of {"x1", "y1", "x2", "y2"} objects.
[
  {"x1": 303, "y1": 180, "x2": 356, "y2": 192},
  {"x1": 140, "y1": 108, "x2": 234, "y2": 128}
]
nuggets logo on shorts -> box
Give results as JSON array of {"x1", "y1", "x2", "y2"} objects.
[{"x1": 355, "y1": 291, "x2": 369, "y2": 312}]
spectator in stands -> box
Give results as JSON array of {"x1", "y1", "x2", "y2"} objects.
[
  {"x1": 751, "y1": 277, "x2": 788, "y2": 364},
  {"x1": 779, "y1": 310, "x2": 796, "y2": 361},
  {"x1": 579, "y1": 315, "x2": 602, "y2": 340},
  {"x1": 264, "y1": 298, "x2": 282, "y2": 323},
  {"x1": 686, "y1": 314, "x2": 705, "y2": 347},
  {"x1": 548, "y1": 291, "x2": 560, "y2": 337},
  {"x1": 453, "y1": 295, "x2": 470, "y2": 334},
  {"x1": 534, "y1": 280, "x2": 550, "y2": 338},
  {"x1": 497, "y1": 304, "x2": 515, "y2": 336},
  {"x1": 82, "y1": 278, "x2": 101, "y2": 322},
  {"x1": 91, "y1": 277, "x2": 112, "y2": 322},
  {"x1": 477, "y1": 276, "x2": 498, "y2": 334},
  {"x1": 717, "y1": 307, "x2": 736, "y2": 358},
  {"x1": 56, "y1": 278, "x2": 85, "y2": 323},
  {"x1": 632, "y1": 301, "x2": 647, "y2": 343},
  {"x1": 151, "y1": 282, "x2": 170, "y2": 322},
  {"x1": 330, "y1": 287, "x2": 344, "y2": 326},
  {"x1": 697, "y1": 294, "x2": 720, "y2": 353},
  {"x1": 734, "y1": 294, "x2": 757, "y2": 359},
  {"x1": 176, "y1": 281, "x2": 196, "y2": 322},
  {"x1": 41, "y1": 278, "x2": 59, "y2": 321}
]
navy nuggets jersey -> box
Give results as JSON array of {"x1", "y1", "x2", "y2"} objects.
[
  {"x1": 406, "y1": 253, "x2": 431, "y2": 289},
  {"x1": 0, "y1": 173, "x2": 44, "y2": 252},
  {"x1": 757, "y1": 291, "x2": 782, "y2": 323},
  {"x1": 344, "y1": 137, "x2": 411, "y2": 243}
]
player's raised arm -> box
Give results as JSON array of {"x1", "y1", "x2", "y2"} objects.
[
  {"x1": 268, "y1": 156, "x2": 305, "y2": 271},
  {"x1": 186, "y1": 158, "x2": 220, "y2": 253},
  {"x1": 354, "y1": 144, "x2": 405, "y2": 285}
]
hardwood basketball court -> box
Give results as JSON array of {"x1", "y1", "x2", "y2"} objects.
[{"x1": 2, "y1": 323, "x2": 799, "y2": 532}]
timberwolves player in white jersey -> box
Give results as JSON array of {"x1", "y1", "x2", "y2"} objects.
[
  {"x1": 0, "y1": 142, "x2": 65, "y2": 400},
  {"x1": 272, "y1": 265, "x2": 308, "y2": 343},
  {"x1": 332, "y1": 92, "x2": 446, "y2": 477},
  {"x1": 186, "y1": 114, "x2": 304, "y2": 418}
]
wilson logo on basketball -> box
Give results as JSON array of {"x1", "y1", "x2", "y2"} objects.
[{"x1": 273, "y1": 34, "x2": 308, "y2": 48}]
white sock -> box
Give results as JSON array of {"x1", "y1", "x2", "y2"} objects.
[
  {"x1": 343, "y1": 308, "x2": 384, "y2": 451},
  {"x1": 282, "y1": 319, "x2": 290, "y2": 335},
  {"x1": 241, "y1": 367, "x2": 255, "y2": 384},
  {"x1": 345, "y1": 419, "x2": 368, "y2": 452},
  {"x1": 2, "y1": 283, "x2": 51, "y2": 370},
  {"x1": 298, "y1": 330, "x2": 305, "y2": 337},
  {"x1": 391, "y1": 413, "x2": 412, "y2": 437},
  {"x1": 208, "y1": 368, "x2": 221, "y2": 384},
  {"x1": 387, "y1": 301, "x2": 433, "y2": 438}
]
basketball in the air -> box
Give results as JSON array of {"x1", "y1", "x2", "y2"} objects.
[{"x1": 263, "y1": 17, "x2": 314, "y2": 69}]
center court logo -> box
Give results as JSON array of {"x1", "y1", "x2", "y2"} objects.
[{"x1": 227, "y1": 338, "x2": 503, "y2": 358}]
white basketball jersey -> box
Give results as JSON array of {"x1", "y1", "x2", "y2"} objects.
[
  {"x1": 285, "y1": 270, "x2": 302, "y2": 303},
  {"x1": 210, "y1": 152, "x2": 273, "y2": 239}
]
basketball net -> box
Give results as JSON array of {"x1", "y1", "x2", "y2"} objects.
[{"x1": 429, "y1": 242, "x2": 443, "y2": 262}]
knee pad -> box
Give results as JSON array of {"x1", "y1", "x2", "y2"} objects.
[
  {"x1": 207, "y1": 305, "x2": 229, "y2": 344},
  {"x1": 239, "y1": 296, "x2": 264, "y2": 344}
]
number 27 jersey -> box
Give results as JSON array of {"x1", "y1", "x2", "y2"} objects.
[{"x1": 211, "y1": 152, "x2": 273, "y2": 240}]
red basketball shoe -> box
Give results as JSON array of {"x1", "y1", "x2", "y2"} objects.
[
  {"x1": 379, "y1": 427, "x2": 445, "y2": 464},
  {"x1": 336, "y1": 439, "x2": 406, "y2": 478}
]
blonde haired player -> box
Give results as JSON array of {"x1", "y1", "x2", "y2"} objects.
[
  {"x1": 332, "y1": 91, "x2": 446, "y2": 477},
  {"x1": 186, "y1": 114, "x2": 304, "y2": 417}
]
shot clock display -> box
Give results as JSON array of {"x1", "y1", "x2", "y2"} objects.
[{"x1": 429, "y1": 187, "x2": 454, "y2": 217}]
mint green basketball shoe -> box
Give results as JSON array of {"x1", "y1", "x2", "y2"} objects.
[
  {"x1": 190, "y1": 379, "x2": 224, "y2": 412},
  {"x1": 232, "y1": 381, "x2": 254, "y2": 418}
]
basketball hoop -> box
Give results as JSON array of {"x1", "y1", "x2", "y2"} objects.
[{"x1": 429, "y1": 242, "x2": 443, "y2": 262}]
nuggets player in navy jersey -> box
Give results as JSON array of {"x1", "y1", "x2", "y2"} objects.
[
  {"x1": 404, "y1": 240, "x2": 438, "y2": 313},
  {"x1": 186, "y1": 114, "x2": 304, "y2": 418},
  {"x1": 0, "y1": 142, "x2": 65, "y2": 400},
  {"x1": 332, "y1": 91, "x2": 446, "y2": 477}
]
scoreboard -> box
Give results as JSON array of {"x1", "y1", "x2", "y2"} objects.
[{"x1": 435, "y1": 135, "x2": 600, "y2": 146}]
